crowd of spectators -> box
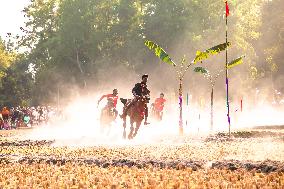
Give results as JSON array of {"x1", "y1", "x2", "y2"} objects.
[{"x1": 0, "y1": 106, "x2": 58, "y2": 130}]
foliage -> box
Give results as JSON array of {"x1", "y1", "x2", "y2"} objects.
[
  {"x1": 193, "y1": 67, "x2": 209, "y2": 74},
  {"x1": 193, "y1": 42, "x2": 231, "y2": 64},
  {"x1": 0, "y1": 39, "x2": 16, "y2": 77},
  {"x1": 144, "y1": 40, "x2": 176, "y2": 66},
  {"x1": 258, "y1": 0, "x2": 284, "y2": 79},
  {"x1": 227, "y1": 55, "x2": 244, "y2": 69},
  {"x1": 0, "y1": 0, "x2": 283, "y2": 105},
  {"x1": 0, "y1": 56, "x2": 33, "y2": 106}
]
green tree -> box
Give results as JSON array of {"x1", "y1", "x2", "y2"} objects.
[{"x1": 15, "y1": 0, "x2": 283, "y2": 104}]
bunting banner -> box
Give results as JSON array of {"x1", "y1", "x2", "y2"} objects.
[
  {"x1": 193, "y1": 42, "x2": 231, "y2": 64},
  {"x1": 144, "y1": 40, "x2": 176, "y2": 67}
]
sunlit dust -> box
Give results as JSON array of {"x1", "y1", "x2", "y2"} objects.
[{"x1": 21, "y1": 94, "x2": 284, "y2": 148}]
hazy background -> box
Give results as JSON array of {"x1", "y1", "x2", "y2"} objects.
[{"x1": 0, "y1": 0, "x2": 283, "y2": 131}]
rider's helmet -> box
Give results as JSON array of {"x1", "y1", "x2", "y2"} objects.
[{"x1": 113, "y1": 89, "x2": 118, "y2": 95}]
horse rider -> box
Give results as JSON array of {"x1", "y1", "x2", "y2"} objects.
[
  {"x1": 97, "y1": 89, "x2": 119, "y2": 119},
  {"x1": 120, "y1": 74, "x2": 150, "y2": 125}
]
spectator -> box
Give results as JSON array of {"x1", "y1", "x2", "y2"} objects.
[{"x1": 2, "y1": 107, "x2": 10, "y2": 121}]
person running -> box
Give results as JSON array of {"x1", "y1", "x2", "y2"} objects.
[
  {"x1": 98, "y1": 89, "x2": 119, "y2": 119},
  {"x1": 152, "y1": 93, "x2": 166, "y2": 120}
]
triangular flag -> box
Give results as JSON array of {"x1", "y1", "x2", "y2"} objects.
[{"x1": 226, "y1": 1, "x2": 230, "y2": 17}]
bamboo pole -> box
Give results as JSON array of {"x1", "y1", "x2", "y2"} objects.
[
  {"x1": 225, "y1": 1, "x2": 231, "y2": 137},
  {"x1": 179, "y1": 77, "x2": 183, "y2": 135}
]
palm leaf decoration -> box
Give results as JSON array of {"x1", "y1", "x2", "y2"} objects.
[
  {"x1": 194, "y1": 67, "x2": 209, "y2": 74},
  {"x1": 193, "y1": 42, "x2": 231, "y2": 64},
  {"x1": 227, "y1": 55, "x2": 245, "y2": 69},
  {"x1": 144, "y1": 40, "x2": 176, "y2": 67}
]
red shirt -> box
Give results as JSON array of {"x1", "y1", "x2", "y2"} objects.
[
  {"x1": 1, "y1": 109, "x2": 9, "y2": 116},
  {"x1": 99, "y1": 94, "x2": 118, "y2": 108},
  {"x1": 154, "y1": 98, "x2": 166, "y2": 111}
]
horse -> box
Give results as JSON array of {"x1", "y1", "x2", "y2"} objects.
[
  {"x1": 100, "y1": 99, "x2": 116, "y2": 134},
  {"x1": 121, "y1": 95, "x2": 149, "y2": 139}
]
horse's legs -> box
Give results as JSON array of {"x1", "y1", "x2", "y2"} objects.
[
  {"x1": 100, "y1": 109, "x2": 107, "y2": 134},
  {"x1": 128, "y1": 120, "x2": 134, "y2": 140},
  {"x1": 133, "y1": 121, "x2": 141, "y2": 138},
  {"x1": 123, "y1": 118, "x2": 126, "y2": 139}
]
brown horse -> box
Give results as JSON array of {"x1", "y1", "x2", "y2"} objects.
[{"x1": 121, "y1": 96, "x2": 148, "y2": 139}]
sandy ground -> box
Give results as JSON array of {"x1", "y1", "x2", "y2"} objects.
[{"x1": 0, "y1": 127, "x2": 283, "y2": 188}]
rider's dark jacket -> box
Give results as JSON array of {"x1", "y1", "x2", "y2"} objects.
[
  {"x1": 132, "y1": 81, "x2": 150, "y2": 118},
  {"x1": 132, "y1": 82, "x2": 150, "y2": 97}
]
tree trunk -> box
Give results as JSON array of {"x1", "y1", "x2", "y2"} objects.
[{"x1": 75, "y1": 47, "x2": 87, "y2": 88}]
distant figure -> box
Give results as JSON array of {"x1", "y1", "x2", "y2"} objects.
[
  {"x1": 1, "y1": 107, "x2": 10, "y2": 121},
  {"x1": 1, "y1": 107, "x2": 10, "y2": 129},
  {"x1": 151, "y1": 93, "x2": 166, "y2": 121},
  {"x1": 0, "y1": 113, "x2": 3, "y2": 130}
]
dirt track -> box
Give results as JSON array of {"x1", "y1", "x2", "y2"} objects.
[{"x1": 0, "y1": 128, "x2": 283, "y2": 188}]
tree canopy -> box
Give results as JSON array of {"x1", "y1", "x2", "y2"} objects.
[{"x1": 0, "y1": 0, "x2": 283, "y2": 106}]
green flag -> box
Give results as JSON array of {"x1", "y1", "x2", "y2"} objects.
[
  {"x1": 227, "y1": 55, "x2": 245, "y2": 69},
  {"x1": 193, "y1": 42, "x2": 231, "y2": 64},
  {"x1": 144, "y1": 40, "x2": 176, "y2": 67}
]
